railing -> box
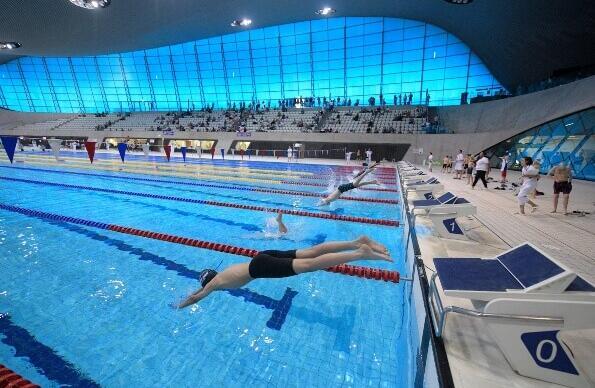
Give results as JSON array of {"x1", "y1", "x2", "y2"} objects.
[{"x1": 396, "y1": 166, "x2": 455, "y2": 388}]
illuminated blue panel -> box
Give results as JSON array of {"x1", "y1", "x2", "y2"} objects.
[{"x1": 0, "y1": 17, "x2": 504, "y2": 113}]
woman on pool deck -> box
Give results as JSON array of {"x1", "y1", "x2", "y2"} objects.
[
  {"x1": 178, "y1": 236, "x2": 392, "y2": 308},
  {"x1": 317, "y1": 162, "x2": 379, "y2": 205}
]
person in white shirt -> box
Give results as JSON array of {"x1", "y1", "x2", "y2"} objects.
[
  {"x1": 517, "y1": 156, "x2": 539, "y2": 214},
  {"x1": 427, "y1": 152, "x2": 433, "y2": 172},
  {"x1": 499, "y1": 153, "x2": 509, "y2": 183},
  {"x1": 471, "y1": 152, "x2": 490, "y2": 189},
  {"x1": 365, "y1": 148, "x2": 372, "y2": 164},
  {"x1": 454, "y1": 150, "x2": 464, "y2": 179},
  {"x1": 287, "y1": 147, "x2": 293, "y2": 162},
  {"x1": 345, "y1": 151, "x2": 352, "y2": 164}
]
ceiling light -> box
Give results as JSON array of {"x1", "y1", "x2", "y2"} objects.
[
  {"x1": 68, "y1": 0, "x2": 111, "y2": 9},
  {"x1": 316, "y1": 7, "x2": 336, "y2": 15},
  {"x1": 442, "y1": 0, "x2": 473, "y2": 4},
  {"x1": 231, "y1": 18, "x2": 252, "y2": 27},
  {"x1": 0, "y1": 42, "x2": 21, "y2": 50}
]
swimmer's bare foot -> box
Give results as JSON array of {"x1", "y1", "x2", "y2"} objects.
[
  {"x1": 531, "y1": 206, "x2": 538, "y2": 213},
  {"x1": 356, "y1": 235, "x2": 388, "y2": 254},
  {"x1": 358, "y1": 244, "x2": 393, "y2": 262},
  {"x1": 550, "y1": 210, "x2": 557, "y2": 213}
]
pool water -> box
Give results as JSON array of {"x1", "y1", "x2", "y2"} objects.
[{"x1": 0, "y1": 155, "x2": 424, "y2": 387}]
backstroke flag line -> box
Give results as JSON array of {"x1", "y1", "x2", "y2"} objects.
[{"x1": 0, "y1": 136, "x2": 18, "y2": 164}]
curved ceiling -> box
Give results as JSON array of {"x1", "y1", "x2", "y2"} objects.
[{"x1": 1, "y1": 0, "x2": 594, "y2": 89}]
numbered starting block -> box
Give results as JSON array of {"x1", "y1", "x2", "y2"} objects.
[
  {"x1": 426, "y1": 202, "x2": 477, "y2": 240},
  {"x1": 429, "y1": 243, "x2": 595, "y2": 387}
]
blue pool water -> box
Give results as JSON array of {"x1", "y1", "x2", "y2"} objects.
[{"x1": 0, "y1": 158, "x2": 424, "y2": 387}]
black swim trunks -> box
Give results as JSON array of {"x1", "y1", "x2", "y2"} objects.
[
  {"x1": 248, "y1": 249, "x2": 297, "y2": 279},
  {"x1": 338, "y1": 182, "x2": 356, "y2": 193},
  {"x1": 553, "y1": 181, "x2": 572, "y2": 194}
]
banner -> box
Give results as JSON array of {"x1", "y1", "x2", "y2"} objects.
[
  {"x1": 0, "y1": 136, "x2": 18, "y2": 164},
  {"x1": 181, "y1": 146, "x2": 187, "y2": 162},
  {"x1": 84, "y1": 141, "x2": 96, "y2": 163},
  {"x1": 163, "y1": 145, "x2": 172, "y2": 161},
  {"x1": 240, "y1": 149, "x2": 244, "y2": 160},
  {"x1": 142, "y1": 143, "x2": 150, "y2": 156},
  {"x1": 117, "y1": 143, "x2": 127, "y2": 163},
  {"x1": 48, "y1": 139, "x2": 62, "y2": 161},
  {"x1": 210, "y1": 147, "x2": 215, "y2": 159},
  {"x1": 220, "y1": 148, "x2": 225, "y2": 159}
]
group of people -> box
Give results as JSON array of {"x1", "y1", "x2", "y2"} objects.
[
  {"x1": 178, "y1": 161, "x2": 386, "y2": 308},
  {"x1": 427, "y1": 150, "x2": 574, "y2": 215}
]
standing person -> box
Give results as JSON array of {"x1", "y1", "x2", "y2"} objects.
[
  {"x1": 454, "y1": 150, "x2": 464, "y2": 179},
  {"x1": 345, "y1": 150, "x2": 353, "y2": 164},
  {"x1": 499, "y1": 153, "x2": 509, "y2": 184},
  {"x1": 356, "y1": 149, "x2": 362, "y2": 161},
  {"x1": 287, "y1": 146, "x2": 293, "y2": 162},
  {"x1": 210, "y1": 146, "x2": 216, "y2": 160},
  {"x1": 517, "y1": 157, "x2": 539, "y2": 214},
  {"x1": 466, "y1": 155, "x2": 475, "y2": 185},
  {"x1": 427, "y1": 152, "x2": 434, "y2": 172},
  {"x1": 549, "y1": 162, "x2": 573, "y2": 215},
  {"x1": 472, "y1": 152, "x2": 490, "y2": 189},
  {"x1": 408, "y1": 92, "x2": 413, "y2": 105},
  {"x1": 463, "y1": 154, "x2": 470, "y2": 179},
  {"x1": 442, "y1": 155, "x2": 449, "y2": 173},
  {"x1": 365, "y1": 148, "x2": 373, "y2": 165}
]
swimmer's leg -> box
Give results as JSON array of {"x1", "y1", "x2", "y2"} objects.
[
  {"x1": 276, "y1": 212, "x2": 288, "y2": 234},
  {"x1": 353, "y1": 167, "x2": 375, "y2": 185},
  {"x1": 296, "y1": 235, "x2": 388, "y2": 258},
  {"x1": 293, "y1": 244, "x2": 392, "y2": 274},
  {"x1": 353, "y1": 180, "x2": 378, "y2": 188}
]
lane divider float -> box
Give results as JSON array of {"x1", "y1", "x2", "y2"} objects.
[
  {"x1": 0, "y1": 166, "x2": 398, "y2": 205},
  {"x1": 0, "y1": 364, "x2": 39, "y2": 388},
  {"x1": 0, "y1": 204, "x2": 400, "y2": 283},
  {"x1": 0, "y1": 177, "x2": 399, "y2": 226}
]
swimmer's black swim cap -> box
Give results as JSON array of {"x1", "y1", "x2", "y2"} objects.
[{"x1": 199, "y1": 269, "x2": 218, "y2": 287}]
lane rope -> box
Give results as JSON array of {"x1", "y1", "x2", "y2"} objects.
[
  {"x1": 0, "y1": 204, "x2": 400, "y2": 283},
  {"x1": 0, "y1": 364, "x2": 39, "y2": 388},
  {"x1": 0, "y1": 176, "x2": 399, "y2": 226},
  {"x1": 0, "y1": 166, "x2": 398, "y2": 205}
]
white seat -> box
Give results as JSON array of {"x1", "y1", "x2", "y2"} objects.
[{"x1": 429, "y1": 243, "x2": 595, "y2": 388}]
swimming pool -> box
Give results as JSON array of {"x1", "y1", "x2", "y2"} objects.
[{"x1": 0, "y1": 154, "x2": 440, "y2": 387}]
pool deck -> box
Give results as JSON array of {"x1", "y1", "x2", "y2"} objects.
[{"x1": 407, "y1": 165, "x2": 595, "y2": 388}]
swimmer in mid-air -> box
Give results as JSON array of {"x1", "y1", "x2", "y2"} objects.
[
  {"x1": 317, "y1": 162, "x2": 380, "y2": 206},
  {"x1": 178, "y1": 236, "x2": 391, "y2": 308}
]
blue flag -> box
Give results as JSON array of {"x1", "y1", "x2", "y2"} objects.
[
  {"x1": 0, "y1": 136, "x2": 18, "y2": 164},
  {"x1": 181, "y1": 146, "x2": 187, "y2": 162},
  {"x1": 117, "y1": 143, "x2": 127, "y2": 162}
]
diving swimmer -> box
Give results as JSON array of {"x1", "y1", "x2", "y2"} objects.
[
  {"x1": 178, "y1": 236, "x2": 391, "y2": 308},
  {"x1": 318, "y1": 162, "x2": 380, "y2": 206}
]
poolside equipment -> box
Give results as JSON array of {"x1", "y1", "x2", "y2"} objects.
[
  {"x1": 405, "y1": 177, "x2": 444, "y2": 197},
  {"x1": 429, "y1": 243, "x2": 595, "y2": 387},
  {"x1": 0, "y1": 203, "x2": 400, "y2": 283}
]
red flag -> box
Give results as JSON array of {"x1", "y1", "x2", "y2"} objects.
[
  {"x1": 85, "y1": 141, "x2": 96, "y2": 163},
  {"x1": 163, "y1": 145, "x2": 171, "y2": 161}
]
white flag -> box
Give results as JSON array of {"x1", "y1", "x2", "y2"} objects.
[{"x1": 48, "y1": 139, "x2": 62, "y2": 161}]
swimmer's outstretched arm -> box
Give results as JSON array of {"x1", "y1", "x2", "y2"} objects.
[{"x1": 178, "y1": 282, "x2": 217, "y2": 309}]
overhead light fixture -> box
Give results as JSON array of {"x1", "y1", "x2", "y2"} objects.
[
  {"x1": 316, "y1": 7, "x2": 336, "y2": 15},
  {"x1": 442, "y1": 0, "x2": 473, "y2": 4},
  {"x1": 0, "y1": 42, "x2": 21, "y2": 50},
  {"x1": 68, "y1": 0, "x2": 111, "y2": 9},
  {"x1": 231, "y1": 18, "x2": 252, "y2": 27}
]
